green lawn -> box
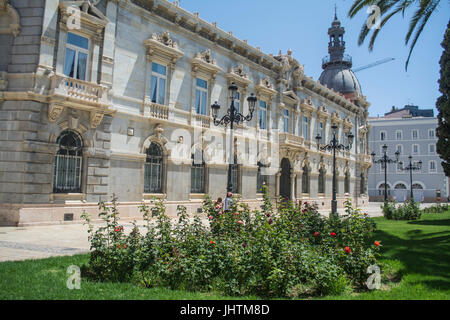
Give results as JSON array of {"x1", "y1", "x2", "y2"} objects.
[{"x1": 1, "y1": 211, "x2": 449, "y2": 300}]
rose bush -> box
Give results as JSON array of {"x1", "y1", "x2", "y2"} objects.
[
  {"x1": 382, "y1": 200, "x2": 421, "y2": 220},
  {"x1": 81, "y1": 187, "x2": 381, "y2": 297}
]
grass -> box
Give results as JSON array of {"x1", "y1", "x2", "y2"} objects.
[
  {"x1": 1, "y1": 211, "x2": 449, "y2": 300},
  {"x1": 320, "y1": 210, "x2": 450, "y2": 300}
]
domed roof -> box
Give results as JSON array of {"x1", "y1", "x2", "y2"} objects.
[{"x1": 319, "y1": 64, "x2": 362, "y2": 96}]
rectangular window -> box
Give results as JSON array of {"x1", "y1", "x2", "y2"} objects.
[
  {"x1": 429, "y1": 161, "x2": 436, "y2": 173},
  {"x1": 380, "y1": 131, "x2": 386, "y2": 141},
  {"x1": 259, "y1": 100, "x2": 267, "y2": 130},
  {"x1": 412, "y1": 130, "x2": 418, "y2": 140},
  {"x1": 429, "y1": 129, "x2": 435, "y2": 139},
  {"x1": 396, "y1": 130, "x2": 402, "y2": 140},
  {"x1": 64, "y1": 32, "x2": 89, "y2": 81},
  {"x1": 195, "y1": 78, "x2": 208, "y2": 115},
  {"x1": 191, "y1": 164, "x2": 205, "y2": 193},
  {"x1": 303, "y1": 116, "x2": 309, "y2": 140},
  {"x1": 429, "y1": 144, "x2": 436, "y2": 154},
  {"x1": 283, "y1": 109, "x2": 289, "y2": 133},
  {"x1": 234, "y1": 91, "x2": 240, "y2": 114},
  {"x1": 150, "y1": 62, "x2": 167, "y2": 105},
  {"x1": 396, "y1": 145, "x2": 403, "y2": 155},
  {"x1": 318, "y1": 122, "x2": 324, "y2": 144},
  {"x1": 413, "y1": 144, "x2": 419, "y2": 155}
]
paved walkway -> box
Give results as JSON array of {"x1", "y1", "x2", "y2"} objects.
[{"x1": 0, "y1": 202, "x2": 435, "y2": 262}]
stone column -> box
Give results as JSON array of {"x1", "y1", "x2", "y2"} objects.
[{"x1": 290, "y1": 173, "x2": 296, "y2": 201}]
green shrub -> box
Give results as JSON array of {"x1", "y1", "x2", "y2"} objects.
[
  {"x1": 382, "y1": 200, "x2": 421, "y2": 220},
  {"x1": 81, "y1": 188, "x2": 381, "y2": 298}
]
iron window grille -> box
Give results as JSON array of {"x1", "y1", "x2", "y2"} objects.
[
  {"x1": 144, "y1": 142, "x2": 163, "y2": 193},
  {"x1": 53, "y1": 130, "x2": 83, "y2": 193}
]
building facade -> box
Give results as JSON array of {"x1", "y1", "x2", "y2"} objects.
[
  {"x1": 368, "y1": 116, "x2": 448, "y2": 202},
  {"x1": 0, "y1": 0, "x2": 372, "y2": 226}
]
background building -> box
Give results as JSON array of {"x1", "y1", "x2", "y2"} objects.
[
  {"x1": 368, "y1": 107, "x2": 447, "y2": 202},
  {"x1": 0, "y1": 0, "x2": 371, "y2": 226}
]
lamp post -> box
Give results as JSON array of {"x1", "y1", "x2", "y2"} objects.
[
  {"x1": 211, "y1": 82, "x2": 257, "y2": 193},
  {"x1": 398, "y1": 155, "x2": 422, "y2": 200},
  {"x1": 371, "y1": 145, "x2": 400, "y2": 203},
  {"x1": 315, "y1": 124, "x2": 354, "y2": 216}
]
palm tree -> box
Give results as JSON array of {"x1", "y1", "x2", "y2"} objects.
[{"x1": 348, "y1": 0, "x2": 444, "y2": 71}]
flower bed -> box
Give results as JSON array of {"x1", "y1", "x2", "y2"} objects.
[{"x1": 81, "y1": 187, "x2": 381, "y2": 298}]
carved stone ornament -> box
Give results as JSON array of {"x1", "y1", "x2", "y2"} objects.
[
  {"x1": 343, "y1": 117, "x2": 353, "y2": 129},
  {"x1": 145, "y1": 31, "x2": 184, "y2": 65},
  {"x1": 331, "y1": 112, "x2": 343, "y2": 124},
  {"x1": 191, "y1": 49, "x2": 222, "y2": 80},
  {"x1": 0, "y1": 0, "x2": 21, "y2": 37},
  {"x1": 300, "y1": 98, "x2": 315, "y2": 114},
  {"x1": 90, "y1": 111, "x2": 104, "y2": 128},
  {"x1": 59, "y1": 1, "x2": 109, "y2": 37},
  {"x1": 48, "y1": 104, "x2": 65, "y2": 123},
  {"x1": 317, "y1": 105, "x2": 329, "y2": 120},
  {"x1": 274, "y1": 49, "x2": 304, "y2": 89},
  {"x1": 255, "y1": 77, "x2": 277, "y2": 100},
  {"x1": 226, "y1": 64, "x2": 251, "y2": 89},
  {"x1": 150, "y1": 31, "x2": 179, "y2": 50},
  {"x1": 195, "y1": 49, "x2": 217, "y2": 65}
]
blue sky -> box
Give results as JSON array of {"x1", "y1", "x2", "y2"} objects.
[{"x1": 179, "y1": 0, "x2": 450, "y2": 117}]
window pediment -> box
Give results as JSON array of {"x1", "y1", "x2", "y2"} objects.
[
  {"x1": 226, "y1": 65, "x2": 252, "y2": 89},
  {"x1": 300, "y1": 98, "x2": 315, "y2": 115},
  {"x1": 343, "y1": 117, "x2": 353, "y2": 130},
  {"x1": 191, "y1": 49, "x2": 222, "y2": 80},
  {"x1": 331, "y1": 112, "x2": 343, "y2": 124},
  {"x1": 255, "y1": 77, "x2": 277, "y2": 98},
  {"x1": 59, "y1": 1, "x2": 109, "y2": 39},
  {"x1": 317, "y1": 105, "x2": 329, "y2": 120},
  {"x1": 144, "y1": 31, "x2": 184, "y2": 66},
  {"x1": 282, "y1": 90, "x2": 299, "y2": 106}
]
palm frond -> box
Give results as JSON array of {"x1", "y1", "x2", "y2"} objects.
[{"x1": 405, "y1": 1, "x2": 440, "y2": 70}]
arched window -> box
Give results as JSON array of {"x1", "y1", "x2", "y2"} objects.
[
  {"x1": 53, "y1": 130, "x2": 83, "y2": 193},
  {"x1": 344, "y1": 171, "x2": 350, "y2": 194},
  {"x1": 144, "y1": 142, "x2": 163, "y2": 193},
  {"x1": 302, "y1": 165, "x2": 309, "y2": 194},
  {"x1": 378, "y1": 183, "x2": 391, "y2": 196},
  {"x1": 257, "y1": 162, "x2": 268, "y2": 193},
  {"x1": 318, "y1": 167, "x2": 325, "y2": 194},
  {"x1": 191, "y1": 149, "x2": 205, "y2": 194},
  {"x1": 395, "y1": 183, "x2": 407, "y2": 190},
  {"x1": 412, "y1": 183, "x2": 423, "y2": 190}
]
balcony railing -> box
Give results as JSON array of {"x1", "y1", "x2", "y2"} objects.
[
  {"x1": 50, "y1": 75, "x2": 109, "y2": 107},
  {"x1": 192, "y1": 114, "x2": 211, "y2": 128},
  {"x1": 279, "y1": 132, "x2": 304, "y2": 147},
  {"x1": 149, "y1": 103, "x2": 169, "y2": 120}
]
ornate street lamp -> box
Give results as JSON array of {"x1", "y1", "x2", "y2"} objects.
[
  {"x1": 316, "y1": 124, "x2": 354, "y2": 216},
  {"x1": 371, "y1": 145, "x2": 400, "y2": 203},
  {"x1": 398, "y1": 155, "x2": 422, "y2": 200},
  {"x1": 211, "y1": 82, "x2": 257, "y2": 193}
]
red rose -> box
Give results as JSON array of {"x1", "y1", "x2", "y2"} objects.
[
  {"x1": 210, "y1": 240, "x2": 216, "y2": 245},
  {"x1": 237, "y1": 220, "x2": 243, "y2": 225},
  {"x1": 330, "y1": 232, "x2": 336, "y2": 237},
  {"x1": 209, "y1": 215, "x2": 214, "y2": 220},
  {"x1": 374, "y1": 241, "x2": 381, "y2": 247},
  {"x1": 115, "y1": 226, "x2": 123, "y2": 232},
  {"x1": 345, "y1": 246, "x2": 351, "y2": 254},
  {"x1": 314, "y1": 232, "x2": 320, "y2": 237},
  {"x1": 267, "y1": 213, "x2": 271, "y2": 217},
  {"x1": 302, "y1": 209, "x2": 307, "y2": 213},
  {"x1": 268, "y1": 218, "x2": 273, "y2": 225}
]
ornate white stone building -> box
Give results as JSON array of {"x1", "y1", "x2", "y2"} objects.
[{"x1": 0, "y1": 0, "x2": 372, "y2": 226}]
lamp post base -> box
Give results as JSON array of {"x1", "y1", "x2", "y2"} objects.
[{"x1": 331, "y1": 200, "x2": 338, "y2": 216}]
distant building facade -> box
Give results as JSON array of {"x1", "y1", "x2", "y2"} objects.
[
  {"x1": 0, "y1": 0, "x2": 372, "y2": 226},
  {"x1": 368, "y1": 114, "x2": 448, "y2": 202}
]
